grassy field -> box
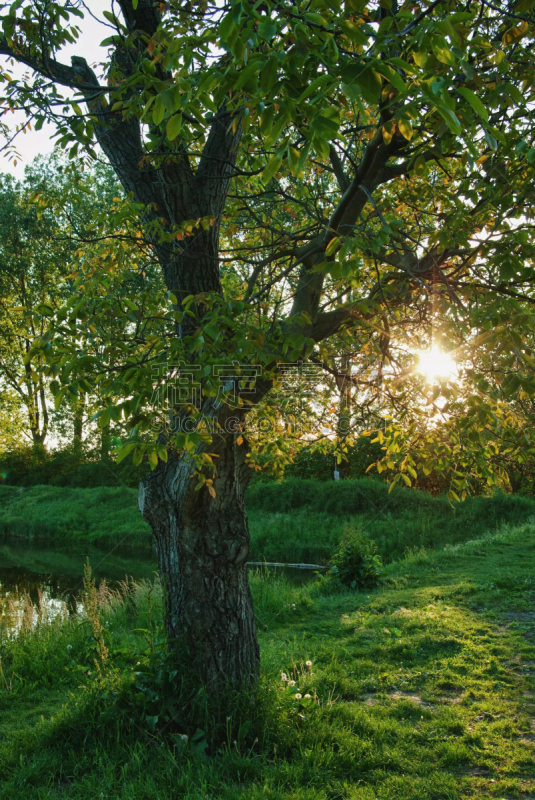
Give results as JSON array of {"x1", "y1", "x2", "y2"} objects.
[
  {"x1": 1, "y1": 519, "x2": 535, "y2": 799},
  {"x1": 2, "y1": 479, "x2": 535, "y2": 565}
]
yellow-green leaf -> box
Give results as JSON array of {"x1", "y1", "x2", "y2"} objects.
[
  {"x1": 152, "y1": 96, "x2": 165, "y2": 126},
  {"x1": 261, "y1": 154, "x2": 282, "y2": 183},
  {"x1": 339, "y1": 19, "x2": 369, "y2": 45},
  {"x1": 166, "y1": 114, "x2": 183, "y2": 140},
  {"x1": 433, "y1": 44, "x2": 456, "y2": 65},
  {"x1": 325, "y1": 236, "x2": 341, "y2": 256},
  {"x1": 398, "y1": 118, "x2": 413, "y2": 140}
]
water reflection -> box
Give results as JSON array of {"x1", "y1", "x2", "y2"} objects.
[
  {"x1": 0, "y1": 538, "x2": 157, "y2": 637},
  {"x1": 0, "y1": 582, "x2": 74, "y2": 637},
  {"x1": 0, "y1": 538, "x2": 321, "y2": 637}
]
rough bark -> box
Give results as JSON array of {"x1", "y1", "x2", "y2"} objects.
[{"x1": 138, "y1": 427, "x2": 260, "y2": 689}]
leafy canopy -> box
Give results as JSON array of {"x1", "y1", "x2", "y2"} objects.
[{"x1": 1, "y1": 0, "x2": 535, "y2": 494}]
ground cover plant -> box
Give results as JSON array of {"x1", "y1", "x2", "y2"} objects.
[{"x1": 1, "y1": 519, "x2": 534, "y2": 799}]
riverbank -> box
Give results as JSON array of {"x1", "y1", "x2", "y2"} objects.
[
  {"x1": 1, "y1": 480, "x2": 535, "y2": 564},
  {"x1": 1, "y1": 519, "x2": 534, "y2": 799},
  {"x1": 0, "y1": 484, "x2": 150, "y2": 546}
]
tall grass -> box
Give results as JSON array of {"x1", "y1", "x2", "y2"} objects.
[
  {"x1": 0, "y1": 484, "x2": 150, "y2": 544},
  {"x1": 247, "y1": 479, "x2": 535, "y2": 564},
  {"x1": 2, "y1": 479, "x2": 534, "y2": 565}
]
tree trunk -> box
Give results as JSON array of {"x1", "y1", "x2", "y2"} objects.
[
  {"x1": 138, "y1": 432, "x2": 260, "y2": 690},
  {"x1": 335, "y1": 354, "x2": 352, "y2": 479},
  {"x1": 73, "y1": 392, "x2": 85, "y2": 455},
  {"x1": 100, "y1": 420, "x2": 111, "y2": 461}
]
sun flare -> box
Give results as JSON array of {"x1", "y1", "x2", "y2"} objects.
[{"x1": 417, "y1": 346, "x2": 457, "y2": 381}]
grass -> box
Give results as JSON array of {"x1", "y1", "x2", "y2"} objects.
[
  {"x1": 0, "y1": 484, "x2": 150, "y2": 545},
  {"x1": 1, "y1": 519, "x2": 535, "y2": 798},
  {"x1": 248, "y1": 479, "x2": 535, "y2": 564},
  {"x1": 2, "y1": 479, "x2": 535, "y2": 565}
]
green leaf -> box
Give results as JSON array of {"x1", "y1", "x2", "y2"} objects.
[
  {"x1": 377, "y1": 16, "x2": 393, "y2": 35},
  {"x1": 312, "y1": 136, "x2": 330, "y2": 160},
  {"x1": 219, "y1": 11, "x2": 236, "y2": 42},
  {"x1": 262, "y1": 153, "x2": 283, "y2": 183},
  {"x1": 398, "y1": 118, "x2": 413, "y2": 140},
  {"x1": 148, "y1": 449, "x2": 158, "y2": 470},
  {"x1": 412, "y1": 154, "x2": 427, "y2": 175},
  {"x1": 233, "y1": 60, "x2": 261, "y2": 90},
  {"x1": 260, "y1": 56, "x2": 278, "y2": 93},
  {"x1": 297, "y1": 75, "x2": 330, "y2": 103},
  {"x1": 117, "y1": 442, "x2": 136, "y2": 464},
  {"x1": 457, "y1": 86, "x2": 488, "y2": 122},
  {"x1": 303, "y1": 12, "x2": 326, "y2": 24},
  {"x1": 389, "y1": 56, "x2": 418, "y2": 75},
  {"x1": 355, "y1": 66, "x2": 382, "y2": 104},
  {"x1": 339, "y1": 20, "x2": 369, "y2": 45},
  {"x1": 484, "y1": 129, "x2": 498, "y2": 151},
  {"x1": 325, "y1": 236, "x2": 341, "y2": 256},
  {"x1": 36, "y1": 302, "x2": 54, "y2": 316},
  {"x1": 166, "y1": 114, "x2": 183, "y2": 140},
  {"x1": 54, "y1": 387, "x2": 67, "y2": 411},
  {"x1": 258, "y1": 17, "x2": 277, "y2": 40},
  {"x1": 375, "y1": 63, "x2": 406, "y2": 93},
  {"x1": 264, "y1": 114, "x2": 287, "y2": 147},
  {"x1": 436, "y1": 105, "x2": 461, "y2": 133},
  {"x1": 132, "y1": 447, "x2": 144, "y2": 467}
]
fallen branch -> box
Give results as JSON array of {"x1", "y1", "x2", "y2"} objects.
[{"x1": 246, "y1": 561, "x2": 328, "y2": 571}]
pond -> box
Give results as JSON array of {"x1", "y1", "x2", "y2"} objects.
[
  {"x1": 0, "y1": 538, "x2": 158, "y2": 636},
  {"x1": 0, "y1": 538, "x2": 322, "y2": 636}
]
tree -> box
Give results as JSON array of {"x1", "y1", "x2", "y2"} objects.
[
  {"x1": 0, "y1": 155, "x2": 126, "y2": 449},
  {"x1": 0, "y1": 164, "x2": 72, "y2": 448},
  {"x1": 0, "y1": 387, "x2": 26, "y2": 453},
  {"x1": 2, "y1": 0, "x2": 535, "y2": 691}
]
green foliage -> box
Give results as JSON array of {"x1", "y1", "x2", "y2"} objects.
[
  {"x1": 253, "y1": 437, "x2": 384, "y2": 482},
  {"x1": 328, "y1": 523, "x2": 382, "y2": 590},
  {"x1": 0, "y1": 155, "x2": 125, "y2": 448},
  {"x1": 1, "y1": 0, "x2": 534, "y2": 493}
]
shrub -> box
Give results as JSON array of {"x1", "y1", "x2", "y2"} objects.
[
  {"x1": 0, "y1": 444, "x2": 148, "y2": 488},
  {"x1": 328, "y1": 524, "x2": 382, "y2": 590}
]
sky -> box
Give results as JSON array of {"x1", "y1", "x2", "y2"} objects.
[{"x1": 0, "y1": 0, "x2": 112, "y2": 176}]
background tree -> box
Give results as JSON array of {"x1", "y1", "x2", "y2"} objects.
[
  {"x1": 2, "y1": 0, "x2": 535, "y2": 692},
  {"x1": 0, "y1": 153, "x2": 155, "y2": 450},
  {"x1": 0, "y1": 162, "x2": 76, "y2": 448}
]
